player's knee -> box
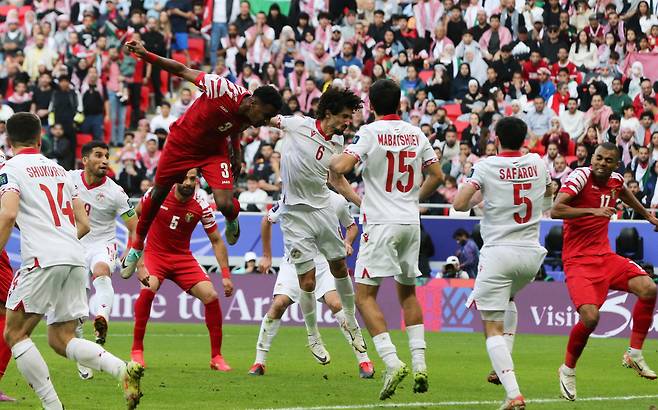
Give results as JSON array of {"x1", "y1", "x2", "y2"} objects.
[
  {"x1": 328, "y1": 259, "x2": 348, "y2": 278},
  {"x1": 47, "y1": 332, "x2": 68, "y2": 356},
  {"x1": 579, "y1": 307, "x2": 600, "y2": 329},
  {"x1": 213, "y1": 194, "x2": 232, "y2": 213},
  {"x1": 200, "y1": 289, "x2": 219, "y2": 304},
  {"x1": 3, "y1": 328, "x2": 20, "y2": 348},
  {"x1": 269, "y1": 298, "x2": 289, "y2": 318},
  {"x1": 298, "y1": 275, "x2": 316, "y2": 292},
  {"x1": 638, "y1": 281, "x2": 657, "y2": 300}
]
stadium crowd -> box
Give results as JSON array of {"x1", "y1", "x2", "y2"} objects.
[{"x1": 0, "y1": 0, "x2": 656, "y2": 219}]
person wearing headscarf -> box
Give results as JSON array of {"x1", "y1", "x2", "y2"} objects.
[
  {"x1": 463, "y1": 49, "x2": 488, "y2": 84},
  {"x1": 624, "y1": 61, "x2": 644, "y2": 100},
  {"x1": 452, "y1": 63, "x2": 474, "y2": 101}
]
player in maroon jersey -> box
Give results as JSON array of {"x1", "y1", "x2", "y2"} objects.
[
  {"x1": 130, "y1": 169, "x2": 234, "y2": 371},
  {"x1": 551, "y1": 143, "x2": 658, "y2": 401},
  {"x1": 121, "y1": 40, "x2": 282, "y2": 278},
  {"x1": 0, "y1": 251, "x2": 14, "y2": 401}
]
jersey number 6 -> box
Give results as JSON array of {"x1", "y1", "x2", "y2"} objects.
[{"x1": 513, "y1": 183, "x2": 532, "y2": 224}]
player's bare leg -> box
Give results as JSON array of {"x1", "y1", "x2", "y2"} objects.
[
  {"x1": 356, "y1": 283, "x2": 409, "y2": 400},
  {"x1": 188, "y1": 281, "x2": 231, "y2": 371},
  {"x1": 121, "y1": 184, "x2": 171, "y2": 278},
  {"x1": 483, "y1": 316, "x2": 525, "y2": 410},
  {"x1": 397, "y1": 283, "x2": 428, "y2": 394},
  {"x1": 489, "y1": 300, "x2": 517, "y2": 386},
  {"x1": 250, "y1": 295, "x2": 292, "y2": 376},
  {"x1": 560, "y1": 303, "x2": 599, "y2": 401},
  {"x1": 323, "y1": 291, "x2": 374, "y2": 378},
  {"x1": 47, "y1": 319, "x2": 144, "y2": 409},
  {"x1": 75, "y1": 318, "x2": 94, "y2": 380},
  {"x1": 212, "y1": 189, "x2": 241, "y2": 246},
  {"x1": 298, "y1": 266, "x2": 330, "y2": 364},
  {"x1": 91, "y1": 262, "x2": 113, "y2": 345},
  {"x1": 623, "y1": 275, "x2": 657, "y2": 379},
  {"x1": 0, "y1": 305, "x2": 14, "y2": 400},
  {"x1": 328, "y1": 258, "x2": 366, "y2": 353},
  {"x1": 131, "y1": 275, "x2": 161, "y2": 368}
]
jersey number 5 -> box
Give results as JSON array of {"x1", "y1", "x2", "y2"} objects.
[
  {"x1": 385, "y1": 150, "x2": 416, "y2": 193},
  {"x1": 169, "y1": 215, "x2": 180, "y2": 230},
  {"x1": 40, "y1": 183, "x2": 75, "y2": 227},
  {"x1": 513, "y1": 183, "x2": 532, "y2": 224}
]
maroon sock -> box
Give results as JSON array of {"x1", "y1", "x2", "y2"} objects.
[
  {"x1": 205, "y1": 299, "x2": 223, "y2": 357},
  {"x1": 565, "y1": 321, "x2": 594, "y2": 368},
  {"x1": 221, "y1": 198, "x2": 240, "y2": 222},
  {"x1": 0, "y1": 314, "x2": 10, "y2": 379},
  {"x1": 630, "y1": 297, "x2": 656, "y2": 350},
  {"x1": 132, "y1": 289, "x2": 155, "y2": 351}
]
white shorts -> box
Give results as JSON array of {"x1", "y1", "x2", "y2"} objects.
[
  {"x1": 280, "y1": 205, "x2": 346, "y2": 266},
  {"x1": 273, "y1": 257, "x2": 335, "y2": 303},
  {"x1": 354, "y1": 224, "x2": 421, "y2": 285},
  {"x1": 85, "y1": 243, "x2": 119, "y2": 274},
  {"x1": 466, "y1": 245, "x2": 547, "y2": 312},
  {"x1": 7, "y1": 264, "x2": 88, "y2": 325}
]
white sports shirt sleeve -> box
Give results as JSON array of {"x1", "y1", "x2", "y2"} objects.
[
  {"x1": 195, "y1": 73, "x2": 250, "y2": 101},
  {"x1": 343, "y1": 117, "x2": 438, "y2": 224},
  {"x1": 0, "y1": 153, "x2": 85, "y2": 268},
  {"x1": 467, "y1": 153, "x2": 549, "y2": 246}
]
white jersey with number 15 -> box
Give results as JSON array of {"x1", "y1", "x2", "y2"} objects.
[{"x1": 344, "y1": 115, "x2": 438, "y2": 225}]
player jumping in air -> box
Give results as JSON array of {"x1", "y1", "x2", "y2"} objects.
[
  {"x1": 131, "y1": 168, "x2": 234, "y2": 371},
  {"x1": 121, "y1": 40, "x2": 282, "y2": 278},
  {"x1": 0, "y1": 113, "x2": 143, "y2": 409},
  {"x1": 268, "y1": 87, "x2": 366, "y2": 364},
  {"x1": 454, "y1": 117, "x2": 553, "y2": 410},
  {"x1": 70, "y1": 141, "x2": 138, "y2": 380},
  {"x1": 331, "y1": 79, "x2": 444, "y2": 400},
  {"x1": 551, "y1": 143, "x2": 658, "y2": 401},
  {"x1": 250, "y1": 191, "x2": 375, "y2": 378}
]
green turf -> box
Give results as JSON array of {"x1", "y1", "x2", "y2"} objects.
[{"x1": 2, "y1": 322, "x2": 658, "y2": 409}]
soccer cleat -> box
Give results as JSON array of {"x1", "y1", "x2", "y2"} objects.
[
  {"x1": 623, "y1": 350, "x2": 657, "y2": 380},
  {"x1": 0, "y1": 391, "x2": 16, "y2": 402},
  {"x1": 225, "y1": 219, "x2": 240, "y2": 245},
  {"x1": 210, "y1": 355, "x2": 232, "y2": 372},
  {"x1": 413, "y1": 370, "x2": 429, "y2": 393},
  {"x1": 131, "y1": 350, "x2": 146, "y2": 368},
  {"x1": 498, "y1": 395, "x2": 526, "y2": 410},
  {"x1": 77, "y1": 362, "x2": 94, "y2": 380},
  {"x1": 308, "y1": 335, "x2": 331, "y2": 365},
  {"x1": 359, "y1": 361, "x2": 375, "y2": 379},
  {"x1": 379, "y1": 362, "x2": 409, "y2": 400},
  {"x1": 339, "y1": 320, "x2": 367, "y2": 353},
  {"x1": 248, "y1": 363, "x2": 265, "y2": 376},
  {"x1": 120, "y1": 248, "x2": 143, "y2": 279},
  {"x1": 558, "y1": 364, "x2": 577, "y2": 401},
  {"x1": 487, "y1": 369, "x2": 501, "y2": 385},
  {"x1": 121, "y1": 361, "x2": 144, "y2": 410},
  {"x1": 94, "y1": 315, "x2": 108, "y2": 345}
]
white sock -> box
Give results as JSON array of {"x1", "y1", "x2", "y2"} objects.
[
  {"x1": 373, "y1": 332, "x2": 402, "y2": 369},
  {"x1": 406, "y1": 324, "x2": 427, "y2": 372},
  {"x1": 12, "y1": 338, "x2": 62, "y2": 410},
  {"x1": 335, "y1": 310, "x2": 369, "y2": 363},
  {"x1": 299, "y1": 290, "x2": 320, "y2": 337},
  {"x1": 503, "y1": 301, "x2": 518, "y2": 354},
  {"x1": 93, "y1": 276, "x2": 114, "y2": 320},
  {"x1": 334, "y1": 277, "x2": 358, "y2": 328},
  {"x1": 255, "y1": 315, "x2": 281, "y2": 364},
  {"x1": 65, "y1": 338, "x2": 126, "y2": 380},
  {"x1": 629, "y1": 347, "x2": 643, "y2": 358},
  {"x1": 486, "y1": 335, "x2": 521, "y2": 399}
]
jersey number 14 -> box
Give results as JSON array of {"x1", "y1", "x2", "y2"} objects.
[{"x1": 40, "y1": 183, "x2": 75, "y2": 227}]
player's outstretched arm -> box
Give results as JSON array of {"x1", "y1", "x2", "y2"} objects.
[
  {"x1": 419, "y1": 162, "x2": 445, "y2": 202},
  {"x1": 125, "y1": 40, "x2": 203, "y2": 84},
  {"x1": 328, "y1": 170, "x2": 362, "y2": 208},
  {"x1": 259, "y1": 216, "x2": 273, "y2": 273},
  {"x1": 72, "y1": 198, "x2": 90, "y2": 239},
  {"x1": 619, "y1": 186, "x2": 658, "y2": 230},
  {"x1": 330, "y1": 153, "x2": 358, "y2": 175},
  {"x1": 0, "y1": 192, "x2": 18, "y2": 251},
  {"x1": 551, "y1": 192, "x2": 615, "y2": 219},
  {"x1": 207, "y1": 229, "x2": 233, "y2": 296},
  {"x1": 453, "y1": 183, "x2": 477, "y2": 212}
]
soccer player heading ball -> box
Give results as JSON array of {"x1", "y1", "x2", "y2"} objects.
[{"x1": 121, "y1": 40, "x2": 282, "y2": 278}]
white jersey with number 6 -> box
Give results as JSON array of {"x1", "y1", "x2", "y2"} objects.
[
  {"x1": 343, "y1": 115, "x2": 438, "y2": 224},
  {"x1": 466, "y1": 152, "x2": 550, "y2": 246},
  {"x1": 0, "y1": 149, "x2": 84, "y2": 268}
]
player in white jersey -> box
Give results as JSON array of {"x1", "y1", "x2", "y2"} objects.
[
  {"x1": 0, "y1": 113, "x2": 143, "y2": 409},
  {"x1": 331, "y1": 79, "x2": 444, "y2": 400},
  {"x1": 268, "y1": 87, "x2": 366, "y2": 364},
  {"x1": 249, "y1": 192, "x2": 375, "y2": 378},
  {"x1": 70, "y1": 141, "x2": 137, "y2": 380},
  {"x1": 453, "y1": 117, "x2": 552, "y2": 410}
]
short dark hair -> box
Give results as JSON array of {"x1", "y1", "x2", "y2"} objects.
[
  {"x1": 161, "y1": 101, "x2": 171, "y2": 108},
  {"x1": 597, "y1": 142, "x2": 620, "y2": 159},
  {"x1": 609, "y1": 113, "x2": 621, "y2": 121},
  {"x1": 374, "y1": 9, "x2": 384, "y2": 16},
  {"x1": 7, "y1": 113, "x2": 41, "y2": 147},
  {"x1": 247, "y1": 175, "x2": 259, "y2": 182},
  {"x1": 369, "y1": 79, "x2": 400, "y2": 115},
  {"x1": 646, "y1": 97, "x2": 656, "y2": 105},
  {"x1": 490, "y1": 13, "x2": 501, "y2": 21},
  {"x1": 495, "y1": 117, "x2": 528, "y2": 150},
  {"x1": 641, "y1": 110, "x2": 654, "y2": 120},
  {"x1": 253, "y1": 85, "x2": 283, "y2": 112},
  {"x1": 81, "y1": 141, "x2": 109, "y2": 158},
  {"x1": 453, "y1": 228, "x2": 469, "y2": 239},
  {"x1": 317, "y1": 87, "x2": 363, "y2": 119}
]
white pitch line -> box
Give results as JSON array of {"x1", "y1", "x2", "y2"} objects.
[
  {"x1": 30, "y1": 333, "x2": 212, "y2": 338},
  {"x1": 256, "y1": 394, "x2": 658, "y2": 410}
]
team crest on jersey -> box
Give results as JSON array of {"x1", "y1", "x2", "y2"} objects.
[
  {"x1": 218, "y1": 122, "x2": 233, "y2": 132},
  {"x1": 185, "y1": 212, "x2": 194, "y2": 222},
  {"x1": 311, "y1": 130, "x2": 318, "y2": 138},
  {"x1": 290, "y1": 248, "x2": 302, "y2": 260},
  {"x1": 96, "y1": 192, "x2": 105, "y2": 202},
  {"x1": 0, "y1": 173, "x2": 6, "y2": 186}
]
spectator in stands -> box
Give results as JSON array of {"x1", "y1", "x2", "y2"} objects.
[
  {"x1": 1, "y1": 16, "x2": 26, "y2": 58},
  {"x1": 142, "y1": 16, "x2": 167, "y2": 107},
  {"x1": 22, "y1": 34, "x2": 57, "y2": 82},
  {"x1": 245, "y1": 11, "x2": 275, "y2": 73},
  {"x1": 335, "y1": 42, "x2": 362, "y2": 74},
  {"x1": 479, "y1": 14, "x2": 511, "y2": 62},
  {"x1": 543, "y1": 142, "x2": 560, "y2": 170},
  {"x1": 446, "y1": 6, "x2": 468, "y2": 46},
  {"x1": 31, "y1": 72, "x2": 53, "y2": 127},
  {"x1": 232, "y1": 251, "x2": 258, "y2": 274},
  {"x1": 522, "y1": 50, "x2": 548, "y2": 81},
  {"x1": 618, "y1": 126, "x2": 638, "y2": 167},
  {"x1": 570, "y1": 143, "x2": 591, "y2": 169},
  {"x1": 623, "y1": 180, "x2": 647, "y2": 220},
  {"x1": 638, "y1": 111, "x2": 658, "y2": 146},
  {"x1": 584, "y1": 94, "x2": 612, "y2": 132},
  {"x1": 440, "y1": 256, "x2": 469, "y2": 279},
  {"x1": 569, "y1": 30, "x2": 599, "y2": 71},
  {"x1": 48, "y1": 123, "x2": 74, "y2": 170},
  {"x1": 238, "y1": 175, "x2": 269, "y2": 212},
  {"x1": 105, "y1": 47, "x2": 127, "y2": 146},
  {"x1": 8, "y1": 82, "x2": 32, "y2": 113},
  {"x1": 118, "y1": 150, "x2": 147, "y2": 198},
  {"x1": 79, "y1": 68, "x2": 107, "y2": 141},
  {"x1": 526, "y1": 96, "x2": 555, "y2": 139},
  {"x1": 556, "y1": 97, "x2": 583, "y2": 141},
  {"x1": 450, "y1": 141, "x2": 479, "y2": 178},
  {"x1": 150, "y1": 101, "x2": 177, "y2": 132},
  {"x1": 138, "y1": 134, "x2": 161, "y2": 179},
  {"x1": 172, "y1": 88, "x2": 194, "y2": 118},
  {"x1": 233, "y1": 0, "x2": 254, "y2": 36},
  {"x1": 629, "y1": 146, "x2": 653, "y2": 191},
  {"x1": 605, "y1": 77, "x2": 633, "y2": 115},
  {"x1": 49, "y1": 76, "x2": 79, "y2": 147},
  {"x1": 299, "y1": 78, "x2": 321, "y2": 114},
  {"x1": 453, "y1": 228, "x2": 479, "y2": 278},
  {"x1": 542, "y1": 117, "x2": 570, "y2": 155},
  {"x1": 634, "y1": 78, "x2": 655, "y2": 117},
  {"x1": 166, "y1": 0, "x2": 193, "y2": 64},
  {"x1": 551, "y1": 155, "x2": 572, "y2": 183}
]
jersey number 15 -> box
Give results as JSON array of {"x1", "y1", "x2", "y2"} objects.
[{"x1": 385, "y1": 151, "x2": 416, "y2": 193}]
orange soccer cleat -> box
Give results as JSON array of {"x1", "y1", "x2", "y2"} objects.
[
  {"x1": 210, "y1": 355, "x2": 232, "y2": 372},
  {"x1": 130, "y1": 350, "x2": 146, "y2": 368}
]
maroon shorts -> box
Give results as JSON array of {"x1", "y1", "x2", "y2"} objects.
[
  {"x1": 0, "y1": 251, "x2": 12, "y2": 303},
  {"x1": 144, "y1": 251, "x2": 210, "y2": 292},
  {"x1": 155, "y1": 144, "x2": 233, "y2": 190},
  {"x1": 565, "y1": 253, "x2": 647, "y2": 309}
]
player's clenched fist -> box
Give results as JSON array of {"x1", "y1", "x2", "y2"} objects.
[
  {"x1": 592, "y1": 207, "x2": 616, "y2": 218},
  {"x1": 125, "y1": 40, "x2": 147, "y2": 57}
]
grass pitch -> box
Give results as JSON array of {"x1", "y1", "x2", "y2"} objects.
[{"x1": 2, "y1": 322, "x2": 658, "y2": 409}]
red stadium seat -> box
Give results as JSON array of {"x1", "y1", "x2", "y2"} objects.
[
  {"x1": 0, "y1": 6, "x2": 15, "y2": 17},
  {"x1": 75, "y1": 133, "x2": 93, "y2": 159},
  {"x1": 171, "y1": 52, "x2": 187, "y2": 64},
  {"x1": 188, "y1": 38, "x2": 205, "y2": 65},
  {"x1": 565, "y1": 155, "x2": 577, "y2": 164},
  {"x1": 125, "y1": 106, "x2": 132, "y2": 128},
  {"x1": 104, "y1": 119, "x2": 112, "y2": 144},
  {"x1": 454, "y1": 120, "x2": 469, "y2": 136},
  {"x1": 160, "y1": 71, "x2": 169, "y2": 96},
  {"x1": 442, "y1": 104, "x2": 461, "y2": 121},
  {"x1": 140, "y1": 85, "x2": 150, "y2": 112},
  {"x1": 567, "y1": 138, "x2": 576, "y2": 156}
]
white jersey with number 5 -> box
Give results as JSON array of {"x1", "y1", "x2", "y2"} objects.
[
  {"x1": 70, "y1": 170, "x2": 132, "y2": 249},
  {"x1": 0, "y1": 149, "x2": 84, "y2": 268},
  {"x1": 466, "y1": 152, "x2": 550, "y2": 246},
  {"x1": 275, "y1": 115, "x2": 344, "y2": 210},
  {"x1": 343, "y1": 115, "x2": 438, "y2": 224}
]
